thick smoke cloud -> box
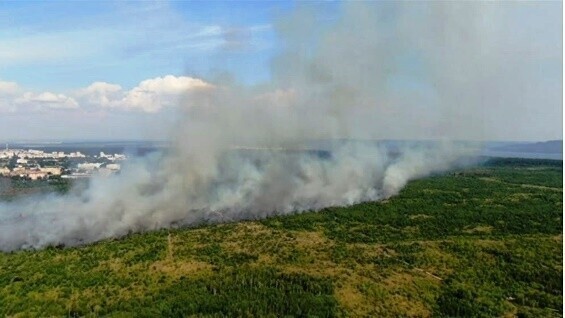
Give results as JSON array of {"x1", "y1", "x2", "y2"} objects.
[
  {"x1": 0, "y1": 142, "x2": 471, "y2": 251},
  {"x1": 1, "y1": 1, "x2": 552, "y2": 251}
]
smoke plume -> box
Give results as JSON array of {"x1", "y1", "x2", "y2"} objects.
[{"x1": 2, "y1": 1, "x2": 551, "y2": 251}]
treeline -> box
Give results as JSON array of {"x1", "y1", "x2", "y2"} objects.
[{"x1": 483, "y1": 157, "x2": 562, "y2": 168}]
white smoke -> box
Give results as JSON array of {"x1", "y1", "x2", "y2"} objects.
[
  {"x1": 0, "y1": 142, "x2": 472, "y2": 251},
  {"x1": 2, "y1": 1, "x2": 553, "y2": 251}
]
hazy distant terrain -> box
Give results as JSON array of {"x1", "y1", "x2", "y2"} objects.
[
  {"x1": 3, "y1": 139, "x2": 562, "y2": 159},
  {"x1": 482, "y1": 140, "x2": 563, "y2": 160},
  {"x1": 490, "y1": 140, "x2": 562, "y2": 154},
  {"x1": 0, "y1": 141, "x2": 167, "y2": 157}
]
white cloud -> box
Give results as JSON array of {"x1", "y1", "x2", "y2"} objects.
[
  {"x1": 0, "y1": 75, "x2": 211, "y2": 113},
  {"x1": 16, "y1": 92, "x2": 79, "y2": 110},
  {"x1": 0, "y1": 81, "x2": 22, "y2": 112},
  {"x1": 77, "y1": 75, "x2": 212, "y2": 113},
  {"x1": 135, "y1": 75, "x2": 210, "y2": 94},
  {"x1": 80, "y1": 81, "x2": 123, "y2": 95},
  {"x1": 0, "y1": 81, "x2": 21, "y2": 95},
  {"x1": 120, "y1": 75, "x2": 211, "y2": 112},
  {"x1": 77, "y1": 82, "x2": 123, "y2": 108},
  {"x1": 0, "y1": 81, "x2": 78, "y2": 112}
]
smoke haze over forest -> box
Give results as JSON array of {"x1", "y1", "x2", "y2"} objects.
[{"x1": 0, "y1": 1, "x2": 562, "y2": 250}]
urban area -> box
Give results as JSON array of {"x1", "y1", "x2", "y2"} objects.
[{"x1": 0, "y1": 145, "x2": 125, "y2": 180}]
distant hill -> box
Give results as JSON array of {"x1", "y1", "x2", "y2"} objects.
[{"x1": 493, "y1": 140, "x2": 562, "y2": 154}]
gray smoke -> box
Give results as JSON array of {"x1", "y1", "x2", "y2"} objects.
[{"x1": 1, "y1": 1, "x2": 553, "y2": 251}]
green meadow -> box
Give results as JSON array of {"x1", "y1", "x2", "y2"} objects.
[{"x1": 0, "y1": 158, "x2": 562, "y2": 317}]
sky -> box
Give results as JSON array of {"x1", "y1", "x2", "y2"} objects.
[{"x1": 0, "y1": 0, "x2": 562, "y2": 142}]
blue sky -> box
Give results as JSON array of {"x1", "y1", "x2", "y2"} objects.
[{"x1": 0, "y1": 1, "x2": 302, "y2": 91}]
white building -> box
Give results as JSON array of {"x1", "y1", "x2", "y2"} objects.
[
  {"x1": 77, "y1": 162, "x2": 103, "y2": 170},
  {"x1": 106, "y1": 163, "x2": 121, "y2": 170},
  {"x1": 40, "y1": 167, "x2": 62, "y2": 176},
  {"x1": 27, "y1": 171, "x2": 48, "y2": 180},
  {"x1": 69, "y1": 152, "x2": 85, "y2": 158},
  {"x1": 0, "y1": 167, "x2": 10, "y2": 176}
]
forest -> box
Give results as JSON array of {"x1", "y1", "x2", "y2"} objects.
[{"x1": 0, "y1": 157, "x2": 562, "y2": 317}]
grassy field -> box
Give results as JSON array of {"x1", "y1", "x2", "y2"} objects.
[{"x1": 0, "y1": 158, "x2": 562, "y2": 317}]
